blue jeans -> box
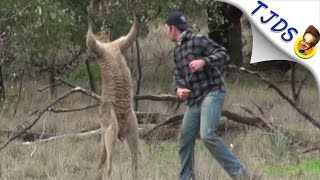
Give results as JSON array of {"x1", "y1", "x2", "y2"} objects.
[{"x1": 178, "y1": 90, "x2": 248, "y2": 180}]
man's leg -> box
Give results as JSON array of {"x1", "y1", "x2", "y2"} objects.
[
  {"x1": 179, "y1": 104, "x2": 201, "y2": 180},
  {"x1": 200, "y1": 91, "x2": 249, "y2": 179}
]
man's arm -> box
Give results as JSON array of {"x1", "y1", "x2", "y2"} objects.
[
  {"x1": 200, "y1": 37, "x2": 230, "y2": 68},
  {"x1": 174, "y1": 66, "x2": 191, "y2": 100},
  {"x1": 173, "y1": 49, "x2": 187, "y2": 89},
  {"x1": 174, "y1": 64, "x2": 187, "y2": 90}
]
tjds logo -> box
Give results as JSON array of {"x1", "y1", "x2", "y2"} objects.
[
  {"x1": 251, "y1": 1, "x2": 320, "y2": 59},
  {"x1": 251, "y1": 1, "x2": 298, "y2": 42}
]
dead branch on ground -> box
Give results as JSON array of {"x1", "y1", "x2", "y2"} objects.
[
  {"x1": 142, "y1": 114, "x2": 184, "y2": 137},
  {"x1": 22, "y1": 129, "x2": 101, "y2": 145},
  {"x1": 0, "y1": 87, "x2": 100, "y2": 152},
  {"x1": 134, "y1": 94, "x2": 182, "y2": 103},
  {"x1": 48, "y1": 104, "x2": 99, "y2": 113},
  {"x1": 302, "y1": 146, "x2": 320, "y2": 154},
  {"x1": 227, "y1": 65, "x2": 320, "y2": 129}
]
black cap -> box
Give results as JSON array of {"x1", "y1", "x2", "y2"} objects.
[{"x1": 165, "y1": 12, "x2": 191, "y2": 31}]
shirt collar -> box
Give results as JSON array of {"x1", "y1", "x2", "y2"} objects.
[{"x1": 176, "y1": 30, "x2": 188, "y2": 46}]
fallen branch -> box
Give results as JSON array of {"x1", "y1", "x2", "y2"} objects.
[
  {"x1": 140, "y1": 108, "x2": 307, "y2": 148},
  {"x1": 222, "y1": 110, "x2": 273, "y2": 131},
  {"x1": 134, "y1": 94, "x2": 182, "y2": 103},
  {"x1": 250, "y1": 98, "x2": 264, "y2": 116},
  {"x1": 0, "y1": 87, "x2": 100, "y2": 152},
  {"x1": 55, "y1": 78, "x2": 181, "y2": 104},
  {"x1": 302, "y1": 145, "x2": 320, "y2": 154},
  {"x1": 48, "y1": 78, "x2": 182, "y2": 104},
  {"x1": 142, "y1": 114, "x2": 184, "y2": 137},
  {"x1": 135, "y1": 112, "x2": 162, "y2": 124},
  {"x1": 38, "y1": 82, "x2": 63, "y2": 92},
  {"x1": 54, "y1": 77, "x2": 77, "y2": 88},
  {"x1": 0, "y1": 128, "x2": 55, "y2": 142},
  {"x1": 0, "y1": 111, "x2": 163, "y2": 144},
  {"x1": 22, "y1": 129, "x2": 101, "y2": 145},
  {"x1": 296, "y1": 72, "x2": 310, "y2": 103},
  {"x1": 49, "y1": 104, "x2": 99, "y2": 113},
  {"x1": 227, "y1": 65, "x2": 320, "y2": 129}
]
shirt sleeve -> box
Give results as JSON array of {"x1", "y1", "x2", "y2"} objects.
[
  {"x1": 200, "y1": 37, "x2": 230, "y2": 69},
  {"x1": 173, "y1": 50, "x2": 186, "y2": 91}
]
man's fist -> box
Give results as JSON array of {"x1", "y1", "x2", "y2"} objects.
[
  {"x1": 176, "y1": 88, "x2": 191, "y2": 100},
  {"x1": 189, "y1": 59, "x2": 205, "y2": 72}
]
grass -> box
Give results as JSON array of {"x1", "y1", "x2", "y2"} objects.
[
  {"x1": 1, "y1": 70, "x2": 320, "y2": 179},
  {"x1": 261, "y1": 159, "x2": 320, "y2": 177},
  {"x1": 0, "y1": 72, "x2": 319, "y2": 179}
]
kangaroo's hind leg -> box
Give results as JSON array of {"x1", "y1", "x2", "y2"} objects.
[
  {"x1": 99, "y1": 103, "x2": 119, "y2": 179},
  {"x1": 97, "y1": 132, "x2": 107, "y2": 180},
  {"x1": 126, "y1": 109, "x2": 139, "y2": 180}
]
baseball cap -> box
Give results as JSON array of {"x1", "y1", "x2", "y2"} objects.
[{"x1": 165, "y1": 11, "x2": 191, "y2": 31}]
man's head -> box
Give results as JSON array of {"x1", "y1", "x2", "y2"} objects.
[
  {"x1": 300, "y1": 25, "x2": 320, "y2": 51},
  {"x1": 165, "y1": 12, "x2": 191, "y2": 42}
]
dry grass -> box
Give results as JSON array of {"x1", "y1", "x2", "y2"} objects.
[{"x1": 0, "y1": 74, "x2": 320, "y2": 180}]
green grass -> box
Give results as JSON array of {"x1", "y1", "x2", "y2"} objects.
[{"x1": 261, "y1": 159, "x2": 320, "y2": 176}]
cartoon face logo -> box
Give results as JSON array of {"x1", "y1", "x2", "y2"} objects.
[{"x1": 294, "y1": 25, "x2": 320, "y2": 59}]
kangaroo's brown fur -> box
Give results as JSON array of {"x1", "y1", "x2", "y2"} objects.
[{"x1": 86, "y1": 3, "x2": 139, "y2": 179}]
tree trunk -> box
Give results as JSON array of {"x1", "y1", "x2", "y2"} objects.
[
  {"x1": 207, "y1": 4, "x2": 243, "y2": 65},
  {"x1": 134, "y1": 39, "x2": 142, "y2": 111},
  {"x1": 13, "y1": 69, "x2": 25, "y2": 116},
  {"x1": 0, "y1": 65, "x2": 5, "y2": 103},
  {"x1": 49, "y1": 65, "x2": 57, "y2": 99},
  {"x1": 85, "y1": 59, "x2": 97, "y2": 93},
  {"x1": 226, "y1": 5, "x2": 243, "y2": 65}
]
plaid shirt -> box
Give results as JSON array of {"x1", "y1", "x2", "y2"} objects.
[{"x1": 173, "y1": 29, "x2": 230, "y2": 106}]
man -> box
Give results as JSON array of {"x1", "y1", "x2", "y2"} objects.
[
  {"x1": 164, "y1": 12, "x2": 249, "y2": 180},
  {"x1": 299, "y1": 25, "x2": 320, "y2": 55}
]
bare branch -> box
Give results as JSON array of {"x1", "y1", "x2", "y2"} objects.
[
  {"x1": 0, "y1": 87, "x2": 100, "y2": 152},
  {"x1": 234, "y1": 104, "x2": 256, "y2": 116},
  {"x1": 49, "y1": 104, "x2": 99, "y2": 113},
  {"x1": 296, "y1": 72, "x2": 310, "y2": 103},
  {"x1": 75, "y1": 87, "x2": 102, "y2": 102},
  {"x1": 134, "y1": 94, "x2": 182, "y2": 103},
  {"x1": 227, "y1": 65, "x2": 320, "y2": 129},
  {"x1": 30, "y1": 112, "x2": 51, "y2": 156},
  {"x1": 135, "y1": 112, "x2": 162, "y2": 124},
  {"x1": 142, "y1": 114, "x2": 184, "y2": 137},
  {"x1": 23, "y1": 129, "x2": 101, "y2": 145},
  {"x1": 48, "y1": 78, "x2": 181, "y2": 104},
  {"x1": 302, "y1": 145, "x2": 320, "y2": 154},
  {"x1": 54, "y1": 77, "x2": 77, "y2": 88},
  {"x1": 38, "y1": 82, "x2": 63, "y2": 92},
  {"x1": 250, "y1": 98, "x2": 264, "y2": 116}
]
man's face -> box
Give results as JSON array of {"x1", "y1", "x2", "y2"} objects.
[
  {"x1": 300, "y1": 33, "x2": 316, "y2": 51},
  {"x1": 165, "y1": 24, "x2": 177, "y2": 42}
]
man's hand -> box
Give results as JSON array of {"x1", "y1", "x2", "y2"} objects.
[
  {"x1": 189, "y1": 59, "x2": 205, "y2": 72},
  {"x1": 176, "y1": 88, "x2": 191, "y2": 100}
]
